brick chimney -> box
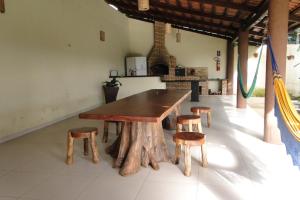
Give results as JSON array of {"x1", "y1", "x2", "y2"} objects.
[{"x1": 148, "y1": 21, "x2": 171, "y2": 75}]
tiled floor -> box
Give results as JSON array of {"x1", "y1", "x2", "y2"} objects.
[{"x1": 0, "y1": 95, "x2": 299, "y2": 200}]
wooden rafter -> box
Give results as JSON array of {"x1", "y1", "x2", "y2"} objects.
[
  {"x1": 127, "y1": 13, "x2": 261, "y2": 46},
  {"x1": 172, "y1": 24, "x2": 233, "y2": 40},
  {"x1": 289, "y1": 22, "x2": 300, "y2": 32},
  {"x1": 289, "y1": 15, "x2": 300, "y2": 23},
  {"x1": 123, "y1": 8, "x2": 235, "y2": 37},
  {"x1": 134, "y1": 14, "x2": 233, "y2": 37},
  {"x1": 287, "y1": 6, "x2": 300, "y2": 24},
  {"x1": 242, "y1": 0, "x2": 269, "y2": 30},
  {"x1": 249, "y1": 30, "x2": 264, "y2": 37},
  {"x1": 232, "y1": 0, "x2": 269, "y2": 42},
  {"x1": 108, "y1": 0, "x2": 239, "y2": 33},
  {"x1": 253, "y1": 24, "x2": 265, "y2": 29},
  {"x1": 128, "y1": 0, "x2": 242, "y2": 23},
  {"x1": 290, "y1": 5, "x2": 300, "y2": 16},
  {"x1": 104, "y1": 0, "x2": 300, "y2": 44},
  {"x1": 0, "y1": 0, "x2": 5, "y2": 13},
  {"x1": 190, "y1": 0, "x2": 255, "y2": 12},
  {"x1": 127, "y1": 14, "x2": 233, "y2": 40}
]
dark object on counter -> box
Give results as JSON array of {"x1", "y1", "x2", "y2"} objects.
[
  {"x1": 151, "y1": 64, "x2": 169, "y2": 75},
  {"x1": 191, "y1": 81, "x2": 199, "y2": 102},
  {"x1": 103, "y1": 86, "x2": 119, "y2": 104},
  {"x1": 175, "y1": 68, "x2": 185, "y2": 76}
]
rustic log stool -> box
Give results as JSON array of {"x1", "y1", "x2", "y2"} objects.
[
  {"x1": 66, "y1": 127, "x2": 99, "y2": 165},
  {"x1": 191, "y1": 107, "x2": 212, "y2": 128},
  {"x1": 173, "y1": 132, "x2": 208, "y2": 176},
  {"x1": 103, "y1": 121, "x2": 122, "y2": 143},
  {"x1": 176, "y1": 115, "x2": 202, "y2": 133}
]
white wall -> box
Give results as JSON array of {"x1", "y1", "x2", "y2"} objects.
[
  {"x1": 0, "y1": 0, "x2": 129, "y2": 141},
  {"x1": 286, "y1": 44, "x2": 300, "y2": 96},
  {"x1": 128, "y1": 19, "x2": 228, "y2": 92},
  {"x1": 128, "y1": 19, "x2": 153, "y2": 57}
]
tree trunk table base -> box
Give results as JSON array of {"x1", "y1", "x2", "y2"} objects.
[{"x1": 106, "y1": 121, "x2": 170, "y2": 176}]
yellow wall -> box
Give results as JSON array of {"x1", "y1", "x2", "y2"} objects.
[
  {"x1": 128, "y1": 19, "x2": 228, "y2": 92},
  {"x1": 0, "y1": 0, "x2": 129, "y2": 141}
]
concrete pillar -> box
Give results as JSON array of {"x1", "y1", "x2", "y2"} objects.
[
  {"x1": 264, "y1": 0, "x2": 289, "y2": 144},
  {"x1": 226, "y1": 40, "x2": 234, "y2": 95},
  {"x1": 237, "y1": 30, "x2": 248, "y2": 108}
]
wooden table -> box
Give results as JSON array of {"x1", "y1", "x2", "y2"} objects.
[{"x1": 79, "y1": 89, "x2": 191, "y2": 176}]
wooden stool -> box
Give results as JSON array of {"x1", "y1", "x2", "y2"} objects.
[
  {"x1": 103, "y1": 121, "x2": 122, "y2": 143},
  {"x1": 66, "y1": 127, "x2": 99, "y2": 165},
  {"x1": 177, "y1": 115, "x2": 202, "y2": 133},
  {"x1": 191, "y1": 107, "x2": 212, "y2": 128},
  {"x1": 173, "y1": 132, "x2": 208, "y2": 176}
]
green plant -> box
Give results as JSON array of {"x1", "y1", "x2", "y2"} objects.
[
  {"x1": 253, "y1": 88, "x2": 265, "y2": 97},
  {"x1": 103, "y1": 77, "x2": 122, "y2": 87}
]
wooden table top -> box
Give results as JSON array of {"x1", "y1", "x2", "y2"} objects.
[{"x1": 79, "y1": 89, "x2": 191, "y2": 122}]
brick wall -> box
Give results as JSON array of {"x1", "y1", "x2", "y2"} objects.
[
  {"x1": 165, "y1": 81, "x2": 209, "y2": 95},
  {"x1": 148, "y1": 21, "x2": 171, "y2": 75}
]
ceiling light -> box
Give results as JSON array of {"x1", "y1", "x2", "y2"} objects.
[
  {"x1": 138, "y1": 0, "x2": 150, "y2": 11},
  {"x1": 166, "y1": 23, "x2": 172, "y2": 34}
]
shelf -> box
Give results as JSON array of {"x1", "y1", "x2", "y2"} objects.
[
  {"x1": 207, "y1": 79, "x2": 227, "y2": 81},
  {"x1": 109, "y1": 75, "x2": 160, "y2": 78}
]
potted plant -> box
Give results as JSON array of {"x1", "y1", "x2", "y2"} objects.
[{"x1": 103, "y1": 77, "x2": 122, "y2": 103}]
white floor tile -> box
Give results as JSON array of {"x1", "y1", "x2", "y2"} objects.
[
  {"x1": 77, "y1": 176, "x2": 144, "y2": 200},
  {"x1": 22, "y1": 173, "x2": 96, "y2": 200},
  {"x1": 136, "y1": 181, "x2": 197, "y2": 200},
  {"x1": 0, "y1": 170, "x2": 9, "y2": 178},
  {"x1": 0, "y1": 95, "x2": 299, "y2": 200},
  {"x1": 0, "y1": 197, "x2": 17, "y2": 200},
  {"x1": 145, "y1": 162, "x2": 199, "y2": 184},
  {"x1": 0, "y1": 171, "x2": 49, "y2": 197},
  {"x1": 197, "y1": 183, "x2": 246, "y2": 200}
]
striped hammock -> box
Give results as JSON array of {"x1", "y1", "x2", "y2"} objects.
[{"x1": 267, "y1": 36, "x2": 300, "y2": 141}]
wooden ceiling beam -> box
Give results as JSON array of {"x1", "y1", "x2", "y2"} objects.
[
  {"x1": 127, "y1": 14, "x2": 260, "y2": 46},
  {"x1": 249, "y1": 30, "x2": 264, "y2": 37},
  {"x1": 127, "y1": 14, "x2": 233, "y2": 40},
  {"x1": 289, "y1": 14, "x2": 300, "y2": 23},
  {"x1": 127, "y1": 15, "x2": 232, "y2": 40},
  {"x1": 122, "y1": 8, "x2": 235, "y2": 39},
  {"x1": 253, "y1": 23, "x2": 265, "y2": 29},
  {"x1": 289, "y1": 22, "x2": 300, "y2": 32},
  {"x1": 249, "y1": 41, "x2": 262, "y2": 46},
  {"x1": 172, "y1": 24, "x2": 233, "y2": 40},
  {"x1": 290, "y1": 5, "x2": 300, "y2": 16},
  {"x1": 242, "y1": 0, "x2": 269, "y2": 30},
  {"x1": 106, "y1": 0, "x2": 267, "y2": 41},
  {"x1": 108, "y1": 0, "x2": 238, "y2": 33},
  {"x1": 286, "y1": 6, "x2": 300, "y2": 29},
  {"x1": 189, "y1": 0, "x2": 255, "y2": 12},
  {"x1": 129, "y1": 0, "x2": 242, "y2": 23},
  {"x1": 232, "y1": 0, "x2": 269, "y2": 42},
  {"x1": 148, "y1": 9, "x2": 237, "y2": 33}
]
